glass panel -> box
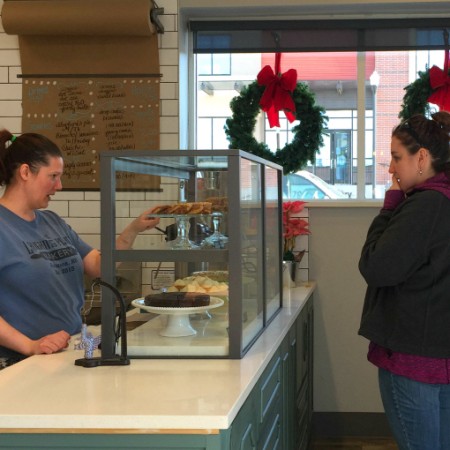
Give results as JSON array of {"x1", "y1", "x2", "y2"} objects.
[
  {"x1": 240, "y1": 158, "x2": 264, "y2": 349},
  {"x1": 106, "y1": 153, "x2": 231, "y2": 357},
  {"x1": 212, "y1": 118, "x2": 229, "y2": 149},
  {"x1": 212, "y1": 53, "x2": 231, "y2": 75},
  {"x1": 197, "y1": 54, "x2": 212, "y2": 75},
  {"x1": 265, "y1": 165, "x2": 281, "y2": 319},
  {"x1": 123, "y1": 259, "x2": 230, "y2": 358},
  {"x1": 197, "y1": 118, "x2": 213, "y2": 149}
]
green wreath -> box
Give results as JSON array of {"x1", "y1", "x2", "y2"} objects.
[
  {"x1": 224, "y1": 81, "x2": 328, "y2": 174},
  {"x1": 399, "y1": 67, "x2": 449, "y2": 121}
]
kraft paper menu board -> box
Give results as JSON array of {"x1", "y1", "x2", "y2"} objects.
[{"x1": 2, "y1": 0, "x2": 161, "y2": 190}]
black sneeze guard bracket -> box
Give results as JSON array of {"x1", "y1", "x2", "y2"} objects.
[{"x1": 75, "y1": 278, "x2": 130, "y2": 368}]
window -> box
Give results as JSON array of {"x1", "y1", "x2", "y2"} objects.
[
  {"x1": 197, "y1": 53, "x2": 231, "y2": 76},
  {"x1": 197, "y1": 117, "x2": 230, "y2": 149},
  {"x1": 192, "y1": 20, "x2": 449, "y2": 200}
]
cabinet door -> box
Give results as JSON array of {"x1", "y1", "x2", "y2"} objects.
[
  {"x1": 307, "y1": 301, "x2": 314, "y2": 424},
  {"x1": 258, "y1": 353, "x2": 283, "y2": 450},
  {"x1": 258, "y1": 403, "x2": 282, "y2": 450},
  {"x1": 296, "y1": 304, "x2": 309, "y2": 392},
  {"x1": 282, "y1": 326, "x2": 297, "y2": 450},
  {"x1": 230, "y1": 395, "x2": 258, "y2": 450},
  {"x1": 296, "y1": 297, "x2": 314, "y2": 450},
  {"x1": 259, "y1": 353, "x2": 282, "y2": 425}
]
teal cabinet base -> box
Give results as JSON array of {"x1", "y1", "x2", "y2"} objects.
[{"x1": 0, "y1": 433, "x2": 228, "y2": 450}]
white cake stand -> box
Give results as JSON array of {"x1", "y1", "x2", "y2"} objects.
[{"x1": 131, "y1": 297, "x2": 224, "y2": 337}]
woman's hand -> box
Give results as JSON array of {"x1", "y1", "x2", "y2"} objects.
[
  {"x1": 389, "y1": 174, "x2": 402, "y2": 191},
  {"x1": 0, "y1": 317, "x2": 70, "y2": 356},
  {"x1": 32, "y1": 330, "x2": 71, "y2": 355},
  {"x1": 129, "y1": 208, "x2": 161, "y2": 234},
  {"x1": 115, "y1": 208, "x2": 160, "y2": 250},
  {"x1": 84, "y1": 208, "x2": 162, "y2": 277}
]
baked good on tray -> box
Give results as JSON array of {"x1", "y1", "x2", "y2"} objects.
[
  {"x1": 165, "y1": 274, "x2": 228, "y2": 294},
  {"x1": 151, "y1": 204, "x2": 172, "y2": 214},
  {"x1": 205, "y1": 196, "x2": 228, "y2": 212},
  {"x1": 144, "y1": 292, "x2": 210, "y2": 308},
  {"x1": 151, "y1": 202, "x2": 212, "y2": 215},
  {"x1": 191, "y1": 270, "x2": 229, "y2": 283}
]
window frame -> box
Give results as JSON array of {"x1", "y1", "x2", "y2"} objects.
[{"x1": 185, "y1": 18, "x2": 450, "y2": 202}]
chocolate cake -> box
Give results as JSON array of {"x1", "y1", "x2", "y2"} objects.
[{"x1": 144, "y1": 292, "x2": 210, "y2": 308}]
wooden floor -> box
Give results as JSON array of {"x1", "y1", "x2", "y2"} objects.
[{"x1": 313, "y1": 437, "x2": 399, "y2": 449}]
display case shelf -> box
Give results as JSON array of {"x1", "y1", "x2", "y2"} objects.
[{"x1": 112, "y1": 249, "x2": 229, "y2": 263}]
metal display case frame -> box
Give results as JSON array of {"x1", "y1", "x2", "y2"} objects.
[{"x1": 98, "y1": 149, "x2": 284, "y2": 359}]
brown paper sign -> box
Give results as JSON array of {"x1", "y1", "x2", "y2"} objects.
[
  {"x1": 3, "y1": 0, "x2": 161, "y2": 189},
  {"x1": 22, "y1": 77, "x2": 161, "y2": 189}
]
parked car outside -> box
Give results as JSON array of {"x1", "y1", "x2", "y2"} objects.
[{"x1": 283, "y1": 170, "x2": 348, "y2": 199}]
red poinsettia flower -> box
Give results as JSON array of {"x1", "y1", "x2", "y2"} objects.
[{"x1": 282, "y1": 201, "x2": 310, "y2": 261}]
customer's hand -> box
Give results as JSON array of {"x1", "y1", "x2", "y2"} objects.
[{"x1": 389, "y1": 174, "x2": 402, "y2": 190}]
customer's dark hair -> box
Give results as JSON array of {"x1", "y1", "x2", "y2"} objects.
[
  {"x1": 392, "y1": 112, "x2": 450, "y2": 174},
  {"x1": 0, "y1": 130, "x2": 63, "y2": 186}
]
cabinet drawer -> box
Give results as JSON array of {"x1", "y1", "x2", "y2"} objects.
[
  {"x1": 296, "y1": 311, "x2": 310, "y2": 391},
  {"x1": 230, "y1": 396, "x2": 258, "y2": 450},
  {"x1": 259, "y1": 353, "x2": 282, "y2": 424},
  {"x1": 258, "y1": 408, "x2": 282, "y2": 450}
]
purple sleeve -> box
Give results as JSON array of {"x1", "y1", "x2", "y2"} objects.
[{"x1": 382, "y1": 189, "x2": 405, "y2": 211}]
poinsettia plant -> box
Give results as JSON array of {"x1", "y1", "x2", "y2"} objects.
[{"x1": 283, "y1": 201, "x2": 310, "y2": 262}]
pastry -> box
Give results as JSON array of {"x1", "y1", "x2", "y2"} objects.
[
  {"x1": 151, "y1": 202, "x2": 213, "y2": 215},
  {"x1": 192, "y1": 270, "x2": 229, "y2": 283},
  {"x1": 168, "y1": 203, "x2": 190, "y2": 214},
  {"x1": 151, "y1": 204, "x2": 172, "y2": 214},
  {"x1": 163, "y1": 274, "x2": 229, "y2": 295},
  {"x1": 205, "y1": 197, "x2": 228, "y2": 212},
  {"x1": 188, "y1": 202, "x2": 212, "y2": 214}
]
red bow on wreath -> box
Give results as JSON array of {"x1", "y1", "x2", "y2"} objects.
[
  {"x1": 427, "y1": 46, "x2": 450, "y2": 112},
  {"x1": 257, "y1": 53, "x2": 298, "y2": 128}
]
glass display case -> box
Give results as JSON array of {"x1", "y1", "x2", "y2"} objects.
[{"x1": 98, "y1": 149, "x2": 283, "y2": 359}]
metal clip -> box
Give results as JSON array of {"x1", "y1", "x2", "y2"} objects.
[{"x1": 151, "y1": 1, "x2": 165, "y2": 34}]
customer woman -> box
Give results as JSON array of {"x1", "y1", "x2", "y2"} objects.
[
  {"x1": 358, "y1": 112, "x2": 450, "y2": 450},
  {"x1": 0, "y1": 130, "x2": 159, "y2": 368}
]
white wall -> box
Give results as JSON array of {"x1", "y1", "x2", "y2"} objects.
[{"x1": 309, "y1": 205, "x2": 382, "y2": 412}]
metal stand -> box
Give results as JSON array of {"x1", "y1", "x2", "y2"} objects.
[{"x1": 75, "y1": 278, "x2": 130, "y2": 368}]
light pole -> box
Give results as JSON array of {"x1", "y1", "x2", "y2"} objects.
[{"x1": 370, "y1": 70, "x2": 380, "y2": 198}]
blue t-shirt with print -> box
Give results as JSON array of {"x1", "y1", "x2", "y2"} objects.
[{"x1": 0, "y1": 206, "x2": 92, "y2": 358}]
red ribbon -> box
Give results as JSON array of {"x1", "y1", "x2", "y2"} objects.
[
  {"x1": 427, "y1": 50, "x2": 450, "y2": 112},
  {"x1": 257, "y1": 53, "x2": 298, "y2": 128}
]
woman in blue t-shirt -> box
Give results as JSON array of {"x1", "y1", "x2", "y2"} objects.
[{"x1": 0, "y1": 130, "x2": 159, "y2": 368}]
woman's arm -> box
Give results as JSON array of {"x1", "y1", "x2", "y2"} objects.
[
  {"x1": 0, "y1": 316, "x2": 70, "y2": 356},
  {"x1": 83, "y1": 208, "x2": 160, "y2": 278},
  {"x1": 115, "y1": 208, "x2": 160, "y2": 250},
  {"x1": 359, "y1": 191, "x2": 440, "y2": 287}
]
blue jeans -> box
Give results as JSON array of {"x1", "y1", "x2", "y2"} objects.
[{"x1": 379, "y1": 368, "x2": 450, "y2": 450}]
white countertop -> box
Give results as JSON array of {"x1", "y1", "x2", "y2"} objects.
[{"x1": 0, "y1": 284, "x2": 314, "y2": 434}]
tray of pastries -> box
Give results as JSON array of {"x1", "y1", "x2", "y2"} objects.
[
  {"x1": 164, "y1": 274, "x2": 228, "y2": 296},
  {"x1": 150, "y1": 202, "x2": 213, "y2": 216}
]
